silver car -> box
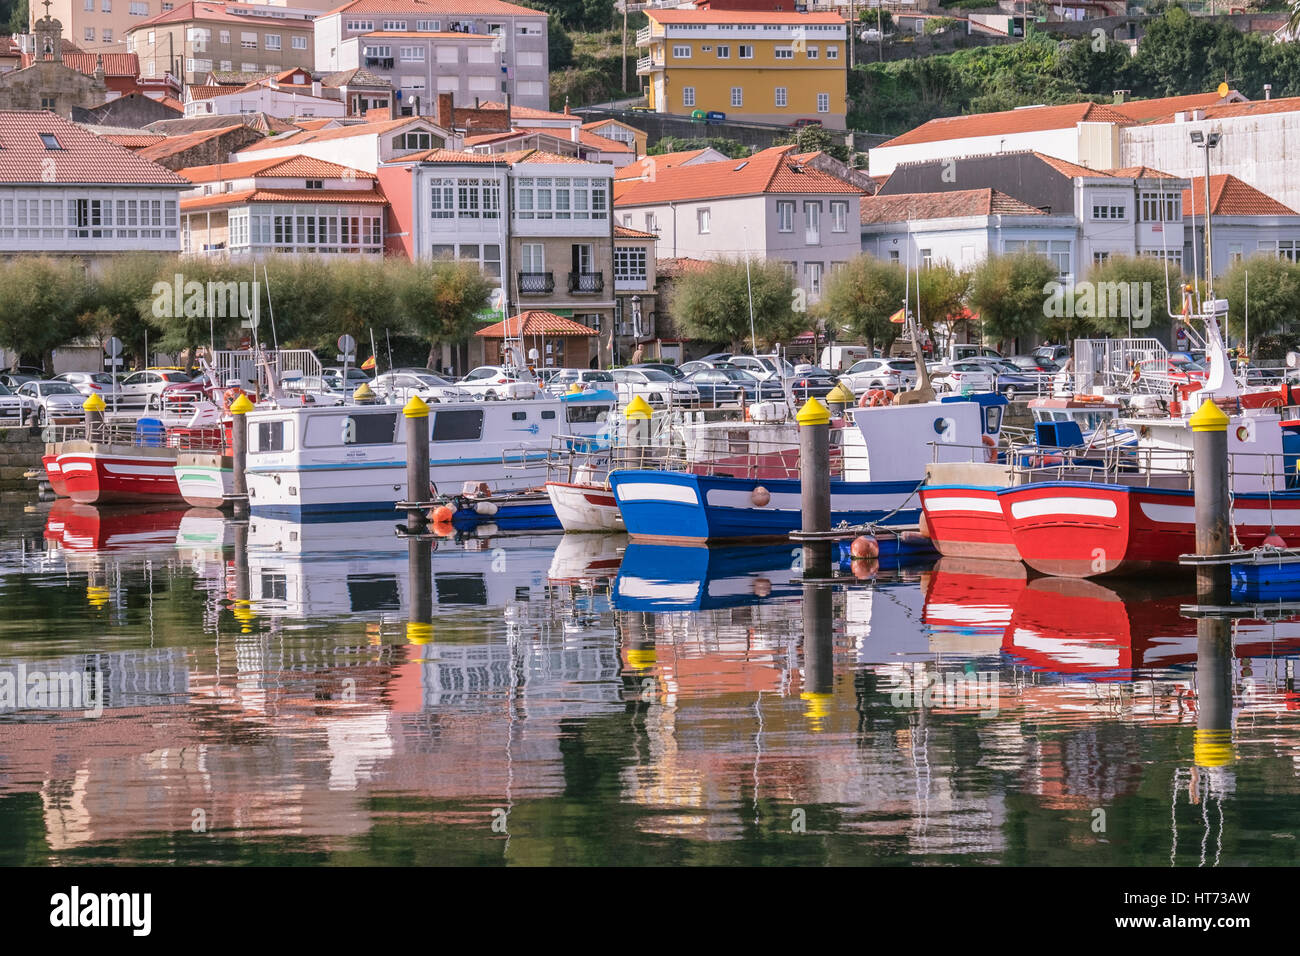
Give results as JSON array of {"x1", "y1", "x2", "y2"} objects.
[
  {"x1": 610, "y1": 367, "x2": 700, "y2": 407},
  {"x1": 0, "y1": 380, "x2": 32, "y2": 424},
  {"x1": 53, "y1": 371, "x2": 122, "y2": 403},
  {"x1": 371, "y1": 369, "x2": 472, "y2": 404},
  {"x1": 16, "y1": 380, "x2": 85, "y2": 425}
]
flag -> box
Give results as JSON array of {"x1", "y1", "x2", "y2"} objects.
[
  {"x1": 361, "y1": 355, "x2": 376, "y2": 370},
  {"x1": 888, "y1": 308, "x2": 906, "y2": 324}
]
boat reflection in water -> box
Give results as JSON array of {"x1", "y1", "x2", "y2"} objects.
[{"x1": 44, "y1": 498, "x2": 188, "y2": 555}]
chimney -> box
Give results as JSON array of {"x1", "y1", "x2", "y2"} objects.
[
  {"x1": 1265, "y1": 83, "x2": 1273, "y2": 100},
  {"x1": 93, "y1": 53, "x2": 105, "y2": 83},
  {"x1": 504, "y1": 91, "x2": 511, "y2": 129},
  {"x1": 1112, "y1": 89, "x2": 1129, "y2": 104},
  {"x1": 437, "y1": 91, "x2": 454, "y2": 129},
  {"x1": 312, "y1": 79, "x2": 321, "y2": 97},
  {"x1": 571, "y1": 122, "x2": 579, "y2": 143}
]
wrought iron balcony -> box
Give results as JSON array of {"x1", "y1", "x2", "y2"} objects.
[
  {"x1": 568, "y1": 271, "x2": 604, "y2": 294},
  {"x1": 518, "y1": 271, "x2": 554, "y2": 294}
]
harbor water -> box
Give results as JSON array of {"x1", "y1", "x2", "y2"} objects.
[{"x1": 4, "y1": 499, "x2": 1300, "y2": 866}]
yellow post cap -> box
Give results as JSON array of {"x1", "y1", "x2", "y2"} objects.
[
  {"x1": 625, "y1": 394, "x2": 653, "y2": 421},
  {"x1": 1189, "y1": 399, "x2": 1230, "y2": 432},
  {"x1": 800, "y1": 691, "x2": 832, "y2": 729},
  {"x1": 82, "y1": 392, "x2": 106, "y2": 412},
  {"x1": 1194, "y1": 728, "x2": 1233, "y2": 767},
  {"x1": 825, "y1": 381, "x2": 855, "y2": 404},
  {"x1": 625, "y1": 647, "x2": 656, "y2": 670},
  {"x1": 406, "y1": 621, "x2": 433, "y2": 644},
  {"x1": 229, "y1": 393, "x2": 254, "y2": 415},
  {"x1": 352, "y1": 382, "x2": 374, "y2": 401},
  {"x1": 796, "y1": 397, "x2": 831, "y2": 426},
  {"x1": 403, "y1": 394, "x2": 430, "y2": 418},
  {"x1": 86, "y1": 584, "x2": 109, "y2": 607},
  {"x1": 567, "y1": 383, "x2": 582, "y2": 394}
]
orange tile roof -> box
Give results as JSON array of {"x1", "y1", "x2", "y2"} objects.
[
  {"x1": 0, "y1": 111, "x2": 188, "y2": 185},
  {"x1": 656, "y1": 257, "x2": 711, "y2": 277},
  {"x1": 321, "y1": 0, "x2": 542, "y2": 15},
  {"x1": 19, "y1": 52, "x2": 140, "y2": 75},
  {"x1": 1182, "y1": 174, "x2": 1298, "y2": 217},
  {"x1": 646, "y1": 9, "x2": 846, "y2": 24},
  {"x1": 181, "y1": 186, "x2": 385, "y2": 211},
  {"x1": 1030, "y1": 151, "x2": 1109, "y2": 179},
  {"x1": 358, "y1": 30, "x2": 490, "y2": 37},
  {"x1": 239, "y1": 116, "x2": 434, "y2": 151},
  {"x1": 576, "y1": 128, "x2": 632, "y2": 152},
  {"x1": 136, "y1": 123, "x2": 247, "y2": 162},
  {"x1": 186, "y1": 85, "x2": 227, "y2": 101},
  {"x1": 476, "y1": 311, "x2": 598, "y2": 338},
  {"x1": 475, "y1": 101, "x2": 574, "y2": 122},
  {"x1": 1106, "y1": 165, "x2": 1178, "y2": 179},
  {"x1": 614, "y1": 224, "x2": 656, "y2": 239},
  {"x1": 1109, "y1": 91, "x2": 1239, "y2": 122},
  {"x1": 859, "y1": 188, "x2": 1046, "y2": 224},
  {"x1": 877, "y1": 102, "x2": 1136, "y2": 149},
  {"x1": 179, "y1": 154, "x2": 375, "y2": 182},
  {"x1": 391, "y1": 146, "x2": 593, "y2": 166},
  {"x1": 103, "y1": 132, "x2": 167, "y2": 149},
  {"x1": 132, "y1": 1, "x2": 314, "y2": 30},
  {"x1": 1148, "y1": 95, "x2": 1300, "y2": 124},
  {"x1": 615, "y1": 145, "x2": 861, "y2": 206},
  {"x1": 616, "y1": 150, "x2": 711, "y2": 180}
]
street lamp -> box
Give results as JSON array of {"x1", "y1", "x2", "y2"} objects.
[{"x1": 1190, "y1": 129, "x2": 1222, "y2": 298}]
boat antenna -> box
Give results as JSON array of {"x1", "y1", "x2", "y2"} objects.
[
  {"x1": 262, "y1": 263, "x2": 279, "y2": 353},
  {"x1": 743, "y1": 225, "x2": 757, "y2": 356},
  {"x1": 385, "y1": 328, "x2": 394, "y2": 372},
  {"x1": 369, "y1": 327, "x2": 379, "y2": 373}
]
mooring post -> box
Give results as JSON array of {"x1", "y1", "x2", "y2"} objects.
[
  {"x1": 229, "y1": 393, "x2": 253, "y2": 517},
  {"x1": 624, "y1": 394, "x2": 653, "y2": 468},
  {"x1": 231, "y1": 519, "x2": 254, "y2": 634},
  {"x1": 404, "y1": 394, "x2": 430, "y2": 532},
  {"x1": 1190, "y1": 399, "x2": 1230, "y2": 604},
  {"x1": 82, "y1": 392, "x2": 105, "y2": 442},
  {"x1": 801, "y1": 581, "x2": 834, "y2": 730},
  {"x1": 825, "y1": 381, "x2": 854, "y2": 419},
  {"x1": 406, "y1": 534, "x2": 433, "y2": 647},
  {"x1": 1194, "y1": 614, "x2": 1234, "y2": 771},
  {"x1": 797, "y1": 397, "x2": 832, "y2": 577}
]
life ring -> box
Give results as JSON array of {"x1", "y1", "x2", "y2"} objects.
[
  {"x1": 857, "y1": 390, "x2": 872, "y2": 408},
  {"x1": 1130, "y1": 364, "x2": 1141, "y2": 385},
  {"x1": 981, "y1": 433, "x2": 997, "y2": 463},
  {"x1": 866, "y1": 389, "x2": 894, "y2": 407}
]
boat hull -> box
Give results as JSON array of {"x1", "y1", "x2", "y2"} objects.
[
  {"x1": 609, "y1": 470, "x2": 921, "y2": 543},
  {"x1": 545, "y1": 480, "x2": 625, "y2": 532},
  {"x1": 450, "y1": 491, "x2": 561, "y2": 531},
  {"x1": 41, "y1": 453, "x2": 70, "y2": 498},
  {"x1": 919, "y1": 484, "x2": 1019, "y2": 561},
  {"x1": 57, "y1": 442, "x2": 182, "y2": 504},
  {"x1": 175, "y1": 452, "x2": 233, "y2": 509},
  {"x1": 999, "y1": 481, "x2": 1300, "y2": 577}
]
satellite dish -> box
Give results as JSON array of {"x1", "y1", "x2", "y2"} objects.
[{"x1": 1217, "y1": 81, "x2": 1230, "y2": 98}]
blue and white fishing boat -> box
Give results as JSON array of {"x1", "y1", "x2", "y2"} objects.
[
  {"x1": 244, "y1": 390, "x2": 615, "y2": 520},
  {"x1": 609, "y1": 392, "x2": 1006, "y2": 543}
]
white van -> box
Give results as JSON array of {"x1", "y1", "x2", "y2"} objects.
[{"x1": 819, "y1": 345, "x2": 874, "y2": 373}]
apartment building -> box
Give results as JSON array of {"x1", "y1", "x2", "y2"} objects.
[
  {"x1": 377, "y1": 148, "x2": 619, "y2": 364},
  {"x1": 126, "y1": 1, "x2": 316, "y2": 85},
  {"x1": 184, "y1": 67, "x2": 346, "y2": 117},
  {"x1": 313, "y1": 0, "x2": 550, "y2": 112},
  {"x1": 1182, "y1": 174, "x2": 1300, "y2": 277},
  {"x1": 636, "y1": 9, "x2": 848, "y2": 130},
  {"x1": 0, "y1": 110, "x2": 186, "y2": 258},
  {"x1": 614, "y1": 145, "x2": 863, "y2": 304},
  {"x1": 177, "y1": 154, "x2": 385, "y2": 256},
  {"x1": 231, "y1": 114, "x2": 451, "y2": 171}
]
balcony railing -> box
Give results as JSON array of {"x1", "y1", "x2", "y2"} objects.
[
  {"x1": 518, "y1": 271, "x2": 554, "y2": 294},
  {"x1": 636, "y1": 55, "x2": 663, "y2": 74},
  {"x1": 635, "y1": 26, "x2": 653, "y2": 46},
  {"x1": 568, "y1": 271, "x2": 604, "y2": 294}
]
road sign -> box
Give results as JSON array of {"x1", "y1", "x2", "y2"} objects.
[
  {"x1": 104, "y1": 357, "x2": 123, "y2": 367},
  {"x1": 338, "y1": 334, "x2": 357, "y2": 355},
  {"x1": 105, "y1": 336, "x2": 123, "y2": 358}
]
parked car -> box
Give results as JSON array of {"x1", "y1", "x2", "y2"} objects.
[
  {"x1": 534, "y1": 367, "x2": 562, "y2": 388},
  {"x1": 1032, "y1": 344, "x2": 1071, "y2": 364},
  {"x1": 159, "y1": 371, "x2": 224, "y2": 417},
  {"x1": 679, "y1": 359, "x2": 737, "y2": 376},
  {"x1": 967, "y1": 358, "x2": 1043, "y2": 398},
  {"x1": 818, "y1": 345, "x2": 874, "y2": 374},
  {"x1": 547, "y1": 368, "x2": 616, "y2": 394},
  {"x1": 0, "y1": 380, "x2": 33, "y2": 424},
  {"x1": 610, "y1": 367, "x2": 700, "y2": 407},
  {"x1": 728, "y1": 354, "x2": 796, "y2": 382},
  {"x1": 1004, "y1": 355, "x2": 1061, "y2": 374},
  {"x1": 951, "y1": 344, "x2": 1003, "y2": 362},
  {"x1": 16, "y1": 380, "x2": 86, "y2": 425},
  {"x1": 371, "y1": 369, "x2": 472, "y2": 404},
  {"x1": 457, "y1": 365, "x2": 540, "y2": 400},
  {"x1": 684, "y1": 367, "x2": 783, "y2": 405},
  {"x1": 932, "y1": 361, "x2": 996, "y2": 395},
  {"x1": 118, "y1": 368, "x2": 192, "y2": 409},
  {"x1": 322, "y1": 366, "x2": 373, "y2": 385},
  {"x1": 0, "y1": 372, "x2": 39, "y2": 390},
  {"x1": 53, "y1": 371, "x2": 122, "y2": 403},
  {"x1": 789, "y1": 366, "x2": 838, "y2": 402},
  {"x1": 279, "y1": 375, "x2": 346, "y2": 405},
  {"x1": 625, "y1": 362, "x2": 685, "y2": 380},
  {"x1": 839, "y1": 358, "x2": 918, "y2": 394}
]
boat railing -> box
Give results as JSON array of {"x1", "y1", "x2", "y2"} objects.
[{"x1": 606, "y1": 433, "x2": 847, "y2": 481}]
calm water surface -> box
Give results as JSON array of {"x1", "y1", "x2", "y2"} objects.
[{"x1": 2, "y1": 499, "x2": 1300, "y2": 866}]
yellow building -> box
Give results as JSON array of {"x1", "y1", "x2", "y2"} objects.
[{"x1": 636, "y1": 9, "x2": 847, "y2": 131}]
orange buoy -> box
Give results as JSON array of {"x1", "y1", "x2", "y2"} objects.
[
  {"x1": 751, "y1": 485, "x2": 771, "y2": 507},
  {"x1": 432, "y1": 505, "x2": 455, "y2": 523},
  {"x1": 432, "y1": 519, "x2": 455, "y2": 537},
  {"x1": 851, "y1": 558, "x2": 879, "y2": 581},
  {"x1": 850, "y1": 535, "x2": 879, "y2": 559},
  {"x1": 1264, "y1": 531, "x2": 1287, "y2": 549}
]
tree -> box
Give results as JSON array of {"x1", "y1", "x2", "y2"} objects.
[
  {"x1": 547, "y1": 16, "x2": 574, "y2": 70},
  {"x1": 648, "y1": 136, "x2": 751, "y2": 159},
  {"x1": 1075, "y1": 254, "x2": 1180, "y2": 340},
  {"x1": 815, "y1": 255, "x2": 906, "y2": 355},
  {"x1": 0, "y1": 257, "x2": 94, "y2": 373},
  {"x1": 146, "y1": 258, "x2": 251, "y2": 373},
  {"x1": 395, "y1": 259, "x2": 493, "y2": 368},
  {"x1": 915, "y1": 261, "x2": 969, "y2": 338},
  {"x1": 773, "y1": 124, "x2": 849, "y2": 163},
  {"x1": 258, "y1": 254, "x2": 337, "y2": 347},
  {"x1": 1057, "y1": 35, "x2": 1130, "y2": 95},
  {"x1": 88, "y1": 253, "x2": 173, "y2": 367},
  {"x1": 670, "y1": 258, "x2": 801, "y2": 352},
  {"x1": 1218, "y1": 254, "x2": 1300, "y2": 356},
  {"x1": 968, "y1": 251, "x2": 1057, "y2": 351}
]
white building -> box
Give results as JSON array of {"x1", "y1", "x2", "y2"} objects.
[
  {"x1": 1182, "y1": 174, "x2": 1300, "y2": 276},
  {"x1": 184, "y1": 68, "x2": 349, "y2": 118},
  {"x1": 231, "y1": 114, "x2": 452, "y2": 172},
  {"x1": 0, "y1": 110, "x2": 184, "y2": 257}
]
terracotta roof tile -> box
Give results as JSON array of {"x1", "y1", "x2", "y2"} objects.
[
  {"x1": 1030, "y1": 152, "x2": 1110, "y2": 179},
  {"x1": 102, "y1": 132, "x2": 167, "y2": 149},
  {"x1": 238, "y1": 116, "x2": 435, "y2": 151},
  {"x1": 646, "y1": 9, "x2": 846, "y2": 24},
  {"x1": 656, "y1": 257, "x2": 711, "y2": 277},
  {"x1": 615, "y1": 145, "x2": 861, "y2": 206},
  {"x1": 614, "y1": 224, "x2": 656, "y2": 239},
  {"x1": 179, "y1": 154, "x2": 375, "y2": 182},
  {"x1": 181, "y1": 186, "x2": 385, "y2": 211},
  {"x1": 136, "y1": 123, "x2": 247, "y2": 162},
  {"x1": 1149, "y1": 96, "x2": 1300, "y2": 124},
  {"x1": 186, "y1": 85, "x2": 228, "y2": 101},
  {"x1": 1182, "y1": 174, "x2": 1298, "y2": 217},
  {"x1": 0, "y1": 111, "x2": 187, "y2": 186},
  {"x1": 18, "y1": 52, "x2": 140, "y2": 75},
  {"x1": 1106, "y1": 165, "x2": 1178, "y2": 179},
  {"x1": 132, "y1": 1, "x2": 314, "y2": 30},
  {"x1": 321, "y1": 0, "x2": 543, "y2": 15},
  {"x1": 859, "y1": 188, "x2": 1046, "y2": 224},
  {"x1": 877, "y1": 102, "x2": 1136, "y2": 149},
  {"x1": 614, "y1": 148, "x2": 711, "y2": 180},
  {"x1": 475, "y1": 101, "x2": 573, "y2": 122},
  {"x1": 1109, "y1": 91, "x2": 1239, "y2": 122},
  {"x1": 476, "y1": 311, "x2": 599, "y2": 338}
]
